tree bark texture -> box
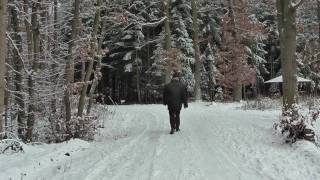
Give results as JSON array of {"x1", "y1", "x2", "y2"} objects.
[
  {"x1": 87, "y1": 20, "x2": 106, "y2": 115},
  {"x1": 64, "y1": 0, "x2": 81, "y2": 136},
  {"x1": 228, "y1": 0, "x2": 243, "y2": 101},
  {"x1": 26, "y1": 1, "x2": 40, "y2": 141},
  {"x1": 136, "y1": 64, "x2": 142, "y2": 104},
  {"x1": 0, "y1": 0, "x2": 8, "y2": 138},
  {"x1": 51, "y1": 0, "x2": 58, "y2": 114},
  {"x1": 10, "y1": 5, "x2": 26, "y2": 138},
  {"x1": 276, "y1": 0, "x2": 300, "y2": 110}
]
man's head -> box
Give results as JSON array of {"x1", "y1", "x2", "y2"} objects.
[{"x1": 171, "y1": 70, "x2": 180, "y2": 81}]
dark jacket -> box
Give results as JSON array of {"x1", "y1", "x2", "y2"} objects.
[{"x1": 163, "y1": 79, "x2": 188, "y2": 111}]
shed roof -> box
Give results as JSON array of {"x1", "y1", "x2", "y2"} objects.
[{"x1": 265, "y1": 75, "x2": 312, "y2": 83}]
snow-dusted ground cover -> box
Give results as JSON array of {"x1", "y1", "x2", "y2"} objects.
[
  {"x1": 242, "y1": 97, "x2": 320, "y2": 111},
  {"x1": 1, "y1": 103, "x2": 320, "y2": 180}
]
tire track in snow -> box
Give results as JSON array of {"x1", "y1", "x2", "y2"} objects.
[
  {"x1": 42, "y1": 108, "x2": 155, "y2": 180},
  {"x1": 182, "y1": 105, "x2": 262, "y2": 180},
  {"x1": 202, "y1": 115, "x2": 264, "y2": 180},
  {"x1": 178, "y1": 130, "x2": 209, "y2": 180},
  {"x1": 147, "y1": 107, "x2": 208, "y2": 180},
  {"x1": 83, "y1": 107, "x2": 164, "y2": 180},
  {"x1": 3, "y1": 104, "x2": 320, "y2": 180},
  {"x1": 111, "y1": 109, "x2": 165, "y2": 180}
]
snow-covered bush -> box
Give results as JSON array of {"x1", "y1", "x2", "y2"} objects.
[
  {"x1": 214, "y1": 86, "x2": 224, "y2": 101},
  {"x1": 68, "y1": 115, "x2": 98, "y2": 141},
  {"x1": 274, "y1": 104, "x2": 320, "y2": 144},
  {"x1": 242, "y1": 97, "x2": 281, "y2": 110},
  {"x1": 298, "y1": 96, "x2": 320, "y2": 110},
  {"x1": 0, "y1": 132, "x2": 24, "y2": 154}
]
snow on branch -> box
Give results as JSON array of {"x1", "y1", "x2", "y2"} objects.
[
  {"x1": 135, "y1": 38, "x2": 160, "y2": 50},
  {"x1": 141, "y1": 17, "x2": 166, "y2": 28},
  {"x1": 290, "y1": 0, "x2": 305, "y2": 9},
  {"x1": 5, "y1": 32, "x2": 29, "y2": 75}
]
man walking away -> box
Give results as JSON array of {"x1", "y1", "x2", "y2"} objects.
[{"x1": 163, "y1": 72, "x2": 188, "y2": 134}]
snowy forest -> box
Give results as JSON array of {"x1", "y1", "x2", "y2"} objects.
[{"x1": 0, "y1": 0, "x2": 320, "y2": 179}]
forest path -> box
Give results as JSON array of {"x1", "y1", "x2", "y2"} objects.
[{"x1": 1, "y1": 103, "x2": 320, "y2": 180}]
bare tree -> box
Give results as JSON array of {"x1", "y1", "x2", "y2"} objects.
[
  {"x1": 64, "y1": 0, "x2": 81, "y2": 137},
  {"x1": 51, "y1": 0, "x2": 58, "y2": 114},
  {"x1": 25, "y1": 1, "x2": 41, "y2": 141},
  {"x1": 77, "y1": 0, "x2": 102, "y2": 117},
  {"x1": 87, "y1": 31, "x2": 106, "y2": 114},
  {"x1": 10, "y1": 3, "x2": 26, "y2": 138},
  {"x1": 318, "y1": 0, "x2": 320, "y2": 64},
  {"x1": 0, "y1": 0, "x2": 8, "y2": 139}
]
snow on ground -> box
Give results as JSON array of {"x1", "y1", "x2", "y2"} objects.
[{"x1": 1, "y1": 103, "x2": 320, "y2": 180}]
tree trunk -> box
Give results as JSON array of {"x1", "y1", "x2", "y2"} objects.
[
  {"x1": 0, "y1": 0, "x2": 8, "y2": 138},
  {"x1": 26, "y1": 1, "x2": 40, "y2": 141},
  {"x1": 64, "y1": 0, "x2": 81, "y2": 137},
  {"x1": 233, "y1": 84, "x2": 242, "y2": 102},
  {"x1": 4, "y1": 70, "x2": 9, "y2": 133},
  {"x1": 136, "y1": 64, "x2": 142, "y2": 104},
  {"x1": 22, "y1": 0, "x2": 33, "y2": 141},
  {"x1": 191, "y1": 0, "x2": 202, "y2": 101},
  {"x1": 164, "y1": 0, "x2": 172, "y2": 84},
  {"x1": 318, "y1": 0, "x2": 320, "y2": 46},
  {"x1": 86, "y1": 63, "x2": 100, "y2": 114},
  {"x1": 81, "y1": 61, "x2": 86, "y2": 82},
  {"x1": 51, "y1": 0, "x2": 58, "y2": 114},
  {"x1": 318, "y1": 0, "x2": 320, "y2": 97},
  {"x1": 10, "y1": 5, "x2": 26, "y2": 138},
  {"x1": 228, "y1": 0, "x2": 243, "y2": 102},
  {"x1": 318, "y1": 0, "x2": 320, "y2": 85},
  {"x1": 77, "y1": 0, "x2": 102, "y2": 117},
  {"x1": 206, "y1": 43, "x2": 215, "y2": 102},
  {"x1": 87, "y1": 20, "x2": 106, "y2": 115},
  {"x1": 243, "y1": 85, "x2": 247, "y2": 100},
  {"x1": 23, "y1": 0, "x2": 33, "y2": 71},
  {"x1": 276, "y1": 0, "x2": 301, "y2": 110}
]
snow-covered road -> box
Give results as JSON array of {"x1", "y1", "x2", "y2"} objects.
[{"x1": 1, "y1": 103, "x2": 320, "y2": 180}]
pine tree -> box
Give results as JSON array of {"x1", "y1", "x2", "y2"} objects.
[
  {"x1": 171, "y1": 0, "x2": 195, "y2": 93},
  {"x1": 296, "y1": 0, "x2": 320, "y2": 96},
  {"x1": 197, "y1": 0, "x2": 222, "y2": 101},
  {"x1": 191, "y1": 0, "x2": 202, "y2": 101}
]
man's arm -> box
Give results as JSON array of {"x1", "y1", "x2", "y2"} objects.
[
  {"x1": 182, "y1": 85, "x2": 188, "y2": 108},
  {"x1": 163, "y1": 85, "x2": 167, "y2": 105}
]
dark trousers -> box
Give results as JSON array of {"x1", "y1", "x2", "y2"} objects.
[{"x1": 169, "y1": 109, "x2": 180, "y2": 130}]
